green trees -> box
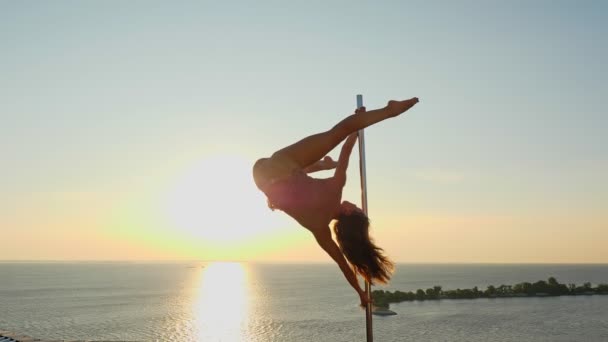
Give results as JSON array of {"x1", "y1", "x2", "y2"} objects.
[
  {"x1": 416, "y1": 289, "x2": 426, "y2": 300},
  {"x1": 372, "y1": 278, "x2": 608, "y2": 308},
  {"x1": 548, "y1": 277, "x2": 558, "y2": 286},
  {"x1": 424, "y1": 286, "x2": 442, "y2": 299}
]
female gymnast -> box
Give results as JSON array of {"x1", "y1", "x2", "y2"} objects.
[{"x1": 252, "y1": 97, "x2": 419, "y2": 307}]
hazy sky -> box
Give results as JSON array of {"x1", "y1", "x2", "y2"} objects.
[{"x1": 1, "y1": 1, "x2": 606, "y2": 262}]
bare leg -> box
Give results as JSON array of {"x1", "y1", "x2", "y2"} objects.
[{"x1": 273, "y1": 98, "x2": 418, "y2": 168}]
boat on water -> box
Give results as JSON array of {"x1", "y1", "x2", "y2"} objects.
[{"x1": 372, "y1": 307, "x2": 397, "y2": 316}]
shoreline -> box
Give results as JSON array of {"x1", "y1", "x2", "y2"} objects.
[
  {"x1": 0, "y1": 329, "x2": 137, "y2": 342},
  {"x1": 1, "y1": 329, "x2": 45, "y2": 342},
  {"x1": 373, "y1": 277, "x2": 608, "y2": 308}
]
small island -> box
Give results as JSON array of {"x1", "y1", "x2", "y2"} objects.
[{"x1": 373, "y1": 277, "x2": 608, "y2": 309}]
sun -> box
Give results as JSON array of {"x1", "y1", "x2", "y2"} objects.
[{"x1": 164, "y1": 153, "x2": 287, "y2": 244}]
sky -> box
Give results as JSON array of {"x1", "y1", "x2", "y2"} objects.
[{"x1": 1, "y1": 0, "x2": 606, "y2": 263}]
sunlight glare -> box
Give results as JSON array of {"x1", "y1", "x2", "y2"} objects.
[
  {"x1": 193, "y1": 262, "x2": 251, "y2": 341},
  {"x1": 165, "y1": 154, "x2": 287, "y2": 244}
]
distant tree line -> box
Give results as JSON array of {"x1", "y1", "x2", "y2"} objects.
[{"x1": 373, "y1": 277, "x2": 608, "y2": 308}]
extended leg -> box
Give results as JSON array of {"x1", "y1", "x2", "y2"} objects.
[{"x1": 273, "y1": 98, "x2": 418, "y2": 169}]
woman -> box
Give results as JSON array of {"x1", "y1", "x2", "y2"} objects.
[{"x1": 252, "y1": 97, "x2": 419, "y2": 307}]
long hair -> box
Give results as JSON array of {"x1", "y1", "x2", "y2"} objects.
[{"x1": 333, "y1": 211, "x2": 394, "y2": 284}]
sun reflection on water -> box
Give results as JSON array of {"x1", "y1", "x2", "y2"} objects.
[{"x1": 193, "y1": 262, "x2": 252, "y2": 341}]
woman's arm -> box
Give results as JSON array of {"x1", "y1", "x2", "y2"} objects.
[
  {"x1": 333, "y1": 133, "x2": 358, "y2": 186},
  {"x1": 313, "y1": 227, "x2": 369, "y2": 307}
]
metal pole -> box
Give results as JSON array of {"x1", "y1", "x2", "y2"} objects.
[{"x1": 356, "y1": 94, "x2": 373, "y2": 342}]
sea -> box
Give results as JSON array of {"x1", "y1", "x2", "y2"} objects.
[{"x1": 1, "y1": 263, "x2": 607, "y2": 342}]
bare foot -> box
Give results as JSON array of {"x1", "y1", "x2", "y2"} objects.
[{"x1": 386, "y1": 97, "x2": 419, "y2": 117}]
